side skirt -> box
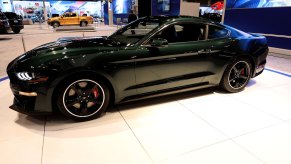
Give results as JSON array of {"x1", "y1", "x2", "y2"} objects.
[{"x1": 119, "y1": 82, "x2": 216, "y2": 104}]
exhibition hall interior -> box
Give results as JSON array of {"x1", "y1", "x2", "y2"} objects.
[{"x1": 1, "y1": 0, "x2": 291, "y2": 164}]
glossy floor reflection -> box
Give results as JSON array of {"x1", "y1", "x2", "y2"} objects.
[{"x1": 1, "y1": 69, "x2": 291, "y2": 164}]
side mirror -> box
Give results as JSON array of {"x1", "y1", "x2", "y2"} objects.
[{"x1": 151, "y1": 38, "x2": 168, "y2": 47}]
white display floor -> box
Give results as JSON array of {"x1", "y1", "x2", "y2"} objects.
[{"x1": 1, "y1": 69, "x2": 291, "y2": 164}]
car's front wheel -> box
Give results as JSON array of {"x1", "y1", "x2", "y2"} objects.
[
  {"x1": 220, "y1": 58, "x2": 252, "y2": 93},
  {"x1": 56, "y1": 77, "x2": 110, "y2": 121},
  {"x1": 52, "y1": 22, "x2": 60, "y2": 28}
]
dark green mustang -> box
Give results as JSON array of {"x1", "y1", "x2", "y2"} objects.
[{"x1": 7, "y1": 16, "x2": 268, "y2": 120}]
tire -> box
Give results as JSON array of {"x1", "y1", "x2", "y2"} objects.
[
  {"x1": 56, "y1": 76, "x2": 110, "y2": 121},
  {"x1": 80, "y1": 21, "x2": 87, "y2": 27},
  {"x1": 52, "y1": 22, "x2": 60, "y2": 28},
  {"x1": 13, "y1": 29, "x2": 20, "y2": 34},
  {"x1": 220, "y1": 58, "x2": 252, "y2": 93}
]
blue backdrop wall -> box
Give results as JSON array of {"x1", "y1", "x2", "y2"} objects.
[
  {"x1": 151, "y1": 0, "x2": 180, "y2": 16},
  {"x1": 224, "y1": 7, "x2": 291, "y2": 50}
]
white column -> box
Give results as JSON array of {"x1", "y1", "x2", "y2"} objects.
[{"x1": 42, "y1": 0, "x2": 48, "y2": 21}]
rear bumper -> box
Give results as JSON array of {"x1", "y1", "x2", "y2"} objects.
[
  {"x1": 252, "y1": 45, "x2": 269, "y2": 77},
  {"x1": 254, "y1": 63, "x2": 265, "y2": 77}
]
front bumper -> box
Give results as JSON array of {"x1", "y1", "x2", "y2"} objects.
[
  {"x1": 7, "y1": 68, "x2": 55, "y2": 115},
  {"x1": 10, "y1": 95, "x2": 51, "y2": 115},
  {"x1": 9, "y1": 86, "x2": 53, "y2": 115},
  {"x1": 11, "y1": 24, "x2": 24, "y2": 30}
]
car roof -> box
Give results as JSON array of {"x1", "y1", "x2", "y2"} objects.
[{"x1": 143, "y1": 15, "x2": 219, "y2": 24}]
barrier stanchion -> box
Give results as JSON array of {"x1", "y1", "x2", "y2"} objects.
[{"x1": 21, "y1": 35, "x2": 27, "y2": 52}]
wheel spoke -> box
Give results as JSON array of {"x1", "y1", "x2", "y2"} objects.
[
  {"x1": 235, "y1": 81, "x2": 240, "y2": 88},
  {"x1": 66, "y1": 99, "x2": 80, "y2": 108},
  {"x1": 229, "y1": 77, "x2": 236, "y2": 82},
  {"x1": 240, "y1": 75, "x2": 248, "y2": 80},
  {"x1": 233, "y1": 66, "x2": 239, "y2": 73}
]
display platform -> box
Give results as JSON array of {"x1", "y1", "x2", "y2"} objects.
[
  {"x1": 1, "y1": 69, "x2": 291, "y2": 164},
  {"x1": 55, "y1": 26, "x2": 96, "y2": 32}
]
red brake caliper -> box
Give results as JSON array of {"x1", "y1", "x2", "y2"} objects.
[
  {"x1": 241, "y1": 69, "x2": 245, "y2": 75},
  {"x1": 93, "y1": 88, "x2": 99, "y2": 98}
]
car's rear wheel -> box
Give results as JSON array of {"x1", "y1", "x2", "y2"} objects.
[
  {"x1": 220, "y1": 58, "x2": 252, "y2": 93},
  {"x1": 80, "y1": 21, "x2": 87, "y2": 27},
  {"x1": 12, "y1": 29, "x2": 20, "y2": 34},
  {"x1": 52, "y1": 22, "x2": 60, "y2": 28},
  {"x1": 56, "y1": 77, "x2": 110, "y2": 121}
]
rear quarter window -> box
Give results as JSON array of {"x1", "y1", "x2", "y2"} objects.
[{"x1": 208, "y1": 26, "x2": 229, "y2": 39}]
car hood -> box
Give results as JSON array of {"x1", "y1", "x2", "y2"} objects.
[
  {"x1": 48, "y1": 17, "x2": 59, "y2": 21},
  {"x1": 38, "y1": 36, "x2": 118, "y2": 52},
  {"x1": 9, "y1": 36, "x2": 122, "y2": 70},
  {"x1": 21, "y1": 36, "x2": 119, "y2": 58}
]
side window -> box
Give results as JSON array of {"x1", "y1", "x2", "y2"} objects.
[
  {"x1": 113, "y1": 20, "x2": 159, "y2": 45},
  {"x1": 63, "y1": 13, "x2": 70, "y2": 17},
  {"x1": 71, "y1": 13, "x2": 77, "y2": 17},
  {"x1": 208, "y1": 26, "x2": 229, "y2": 39},
  {"x1": 153, "y1": 23, "x2": 205, "y2": 43}
]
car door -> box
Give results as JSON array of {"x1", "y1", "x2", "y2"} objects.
[
  {"x1": 134, "y1": 22, "x2": 214, "y2": 95},
  {"x1": 60, "y1": 13, "x2": 69, "y2": 25},
  {"x1": 68, "y1": 13, "x2": 79, "y2": 25}
]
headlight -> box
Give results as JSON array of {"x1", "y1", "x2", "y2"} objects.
[
  {"x1": 16, "y1": 72, "x2": 49, "y2": 83},
  {"x1": 16, "y1": 72, "x2": 34, "y2": 81}
]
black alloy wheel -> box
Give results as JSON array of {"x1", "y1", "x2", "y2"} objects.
[
  {"x1": 57, "y1": 78, "x2": 110, "y2": 120},
  {"x1": 221, "y1": 58, "x2": 252, "y2": 93}
]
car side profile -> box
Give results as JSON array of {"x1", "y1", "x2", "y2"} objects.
[
  {"x1": 7, "y1": 16, "x2": 268, "y2": 121},
  {"x1": 47, "y1": 12, "x2": 93, "y2": 28}
]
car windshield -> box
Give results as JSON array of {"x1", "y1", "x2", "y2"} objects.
[
  {"x1": 108, "y1": 18, "x2": 161, "y2": 46},
  {"x1": 4, "y1": 12, "x2": 16, "y2": 19}
]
